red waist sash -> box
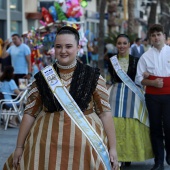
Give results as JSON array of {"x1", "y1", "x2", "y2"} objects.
[{"x1": 145, "y1": 75, "x2": 170, "y2": 95}]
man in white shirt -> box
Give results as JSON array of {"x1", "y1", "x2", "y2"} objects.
[{"x1": 135, "y1": 24, "x2": 170, "y2": 170}]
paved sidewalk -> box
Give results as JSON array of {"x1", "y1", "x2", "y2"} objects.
[
  {"x1": 0, "y1": 124, "x2": 169, "y2": 170},
  {"x1": 0, "y1": 125, "x2": 18, "y2": 170}
]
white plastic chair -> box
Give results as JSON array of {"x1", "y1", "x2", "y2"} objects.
[{"x1": 0, "y1": 89, "x2": 28, "y2": 130}]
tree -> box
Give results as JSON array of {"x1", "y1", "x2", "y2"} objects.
[
  {"x1": 159, "y1": 0, "x2": 170, "y2": 36},
  {"x1": 147, "y1": 0, "x2": 158, "y2": 29},
  {"x1": 127, "y1": 0, "x2": 135, "y2": 35},
  {"x1": 98, "y1": 0, "x2": 107, "y2": 75}
]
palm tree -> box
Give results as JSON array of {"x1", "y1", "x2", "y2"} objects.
[
  {"x1": 98, "y1": 0, "x2": 107, "y2": 75},
  {"x1": 127, "y1": 0, "x2": 135, "y2": 35},
  {"x1": 159, "y1": 0, "x2": 170, "y2": 36},
  {"x1": 147, "y1": 0, "x2": 158, "y2": 29}
]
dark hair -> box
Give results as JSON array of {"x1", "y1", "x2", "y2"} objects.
[
  {"x1": 116, "y1": 34, "x2": 130, "y2": 42},
  {"x1": 12, "y1": 34, "x2": 20, "y2": 38},
  {"x1": 56, "y1": 26, "x2": 80, "y2": 45},
  {"x1": 135, "y1": 37, "x2": 141, "y2": 43},
  {"x1": 0, "y1": 66, "x2": 14, "y2": 81},
  {"x1": 148, "y1": 24, "x2": 164, "y2": 36},
  {"x1": 144, "y1": 38, "x2": 148, "y2": 41}
]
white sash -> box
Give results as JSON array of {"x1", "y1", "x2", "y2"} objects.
[
  {"x1": 41, "y1": 65, "x2": 111, "y2": 170},
  {"x1": 110, "y1": 55, "x2": 145, "y2": 102}
]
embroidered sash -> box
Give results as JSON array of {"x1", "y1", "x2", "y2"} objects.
[
  {"x1": 110, "y1": 55, "x2": 145, "y2": 102},
  {"x1": 41, "y1": 65, "x2": 111, "y2": 170}
]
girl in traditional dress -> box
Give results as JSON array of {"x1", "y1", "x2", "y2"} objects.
[
  {"x1": 107, "y1": 34, "x2": 153, "y2": 168},
  {"x1": 3, "y1": 26, "x2": 119, "y2": 170}
]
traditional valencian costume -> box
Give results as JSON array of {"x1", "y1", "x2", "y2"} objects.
[
  {"x1": 3, "y1": 60, "x2": 112, "y2": 170},
  {"x1": 108, "y1": 54, "x2": 153, "y2": 162}
]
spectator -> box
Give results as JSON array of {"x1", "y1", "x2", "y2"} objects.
[
  {"x1": 142, "y1": 38, "x2": 151, "y2": 52},
  {"x1": 0, "y1": 42, "x2": 12, "y2": 74},
  {"x1": 104, "y1": 43, "x2": 117, "y2": 84},
  {"x1": 87, "y1": 41, "x2": 93, "y2": 64},
  {"x1": 0, "y1": 66, "x2": 21, "y2": 127},
  {"x1": 2, "y1": 34, "x2": 31, "y2": 85},
  {"x1": 91, "y1": 38, "x2": 99, "y2": 67},
  {"x1": 131, "y1": 37, "x2": 145, "y2": 58}
]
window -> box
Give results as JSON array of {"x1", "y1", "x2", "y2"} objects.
[
  {"x1": 11, "y1": 21, "x2": 20, "y2": 35},
  {"x1": 39, "y1": 1, "x2": 54, "y2": 12},
  {"x1": 0, "y1": 0, "x2": 5, "y2": 9},
  {"x1": 28, "y1": 20, "x2": 35, "y2": 31},
  {"x1": 10, "y1": 0, "x2": 19, "y2": 11}
]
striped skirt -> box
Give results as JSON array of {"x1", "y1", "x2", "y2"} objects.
[
  {"x1": 109, "y1": 83, "x2": 153, "y2": 161},
  {"x1": 109, "y1": 83, "x2": 149, "y2": 126},
  {"x1": 3, "y1": 111, "x2": 108, "y2": 170}
]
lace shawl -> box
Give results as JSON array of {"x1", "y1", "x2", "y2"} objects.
[{"x1": 34, "y1": 61, "x2": 100, "y2": 112}]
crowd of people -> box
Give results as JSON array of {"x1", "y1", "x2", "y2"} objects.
[
  {"x1": 0, "y1": 34, "x2": 31, "y2": 128},
  {"x1": 0, "y1": 23, "x2": 170, "y2": 170}
]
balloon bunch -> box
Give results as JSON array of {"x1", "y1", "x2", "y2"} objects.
[
  {"x1": 31, "y1": 49, "x2": 42, "y2": 64},
  {"x1": 54, "y1": 2, "x2": 68, "y2": 21},
  {"x1": 40, "y1": 7, "x2": 54, "y2": 26},
  {"x1": 40, "y1": 2, "x2": 67, "y2": 26},
  {"x1": 39, "y1": 0, "x2": 84, "y2": 26},
  {"x1": 49, "y1": 6, "x2": 58, "y2": 22},
  {"x1": 42, "y1": 32, "x2": 56, "y2": 51},
  {"x1": 66, "y1": 0, "x2": 83, "y2": 18},
  {"x1": 27, "y1": 27, "x2": 43, "y2": 50}
]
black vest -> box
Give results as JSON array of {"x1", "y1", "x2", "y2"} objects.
[
  {"x1": 34, "y1": 61, "x2": 100, "y2": 112},
  {"x1": 108, "y1": 54, "x2": 139, "y2": 83}
]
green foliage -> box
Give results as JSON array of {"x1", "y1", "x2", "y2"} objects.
[
  {"x1": 104, "y1": 32, "x2": 138, "y2": 45},
  {"x1": 104, "y1": 32, "x2": 119, "y2": 45}
]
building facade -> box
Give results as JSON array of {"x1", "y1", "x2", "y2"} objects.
[
  {"x1": 0, "y1": 0, "x2": 104, "y2": 42},
  {"x1": 0, "y1": 0, "x2": 24, "y2": 40}
]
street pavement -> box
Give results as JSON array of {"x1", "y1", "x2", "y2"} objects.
[{"x1": 0, "y1": 124, "x2": 169, "y2": 170}]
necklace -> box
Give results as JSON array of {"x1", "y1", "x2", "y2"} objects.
[
  {"x1": 60, "y1": 72, "x2": 74, "y2": 80},
  {"x1": 57, "y1": 60, "x2": 77, "y2": 69}
]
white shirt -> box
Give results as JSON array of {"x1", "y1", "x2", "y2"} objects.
[
  {"x1": 136, "y1": 44, "x2": 141, "y2": 53},
  {"x1": 135, "y1": 45, "x2": 170, "y2": 86}
]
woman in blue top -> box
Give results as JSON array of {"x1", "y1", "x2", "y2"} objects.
[{"x1": 0, "y1": 66, "x2": 21, "y2": 127}]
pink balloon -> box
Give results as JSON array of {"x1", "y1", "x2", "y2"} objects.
[{"x1": 39, "y1": 20, "x2": 47, "y2": 26}]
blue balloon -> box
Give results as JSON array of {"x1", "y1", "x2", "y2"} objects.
[
  {"x1": 49, "y1": 6, "x2": 58, "y2": 21},
  {"x1": 67, "y1": 17, "x2": 77, "y2": 22}
]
